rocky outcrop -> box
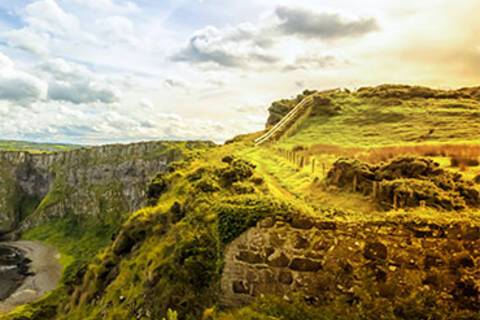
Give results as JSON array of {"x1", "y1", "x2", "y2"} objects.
[
  {"x1": 0, "y1": 141, "x2": 213, "y2": 235},
  {"x1": 221, "y1": 215, "x2": 480, "y2": 314}
]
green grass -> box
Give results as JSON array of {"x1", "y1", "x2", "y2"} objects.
[
  {"x1": 276, "y1": 91, "x2": 480, "y2": 149},
  {"x1": 0, "y1": 140, "x2": 81, "y2": 153}
]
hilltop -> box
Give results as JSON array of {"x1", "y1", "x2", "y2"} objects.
[
  {"x1": 0, "y1": 141, "x2": 81, "y2": 154},
  {"x1": 2, "y1": 85, "x2": 480, "y2": 320}
]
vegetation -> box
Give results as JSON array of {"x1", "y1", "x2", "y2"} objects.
[
  {"x1": 0, "y1": 140, "x2": 80, "y2": 153},
  {"x1": 4, "y1": 84, "x2": 480, "y2": 320}
]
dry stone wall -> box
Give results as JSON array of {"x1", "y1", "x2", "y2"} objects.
[{"x1": 221, "y1": 215, "x2": 480, "y2": 312}]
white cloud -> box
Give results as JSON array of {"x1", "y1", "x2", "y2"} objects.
[
  {"x1": 171, "y1": 6, "x2": 378, "y2": 69},
  {"x1": 171, "y1": 24, "x2": 279, "y2": 68},
  {"x1": 69, "y1": 0, "x2": 139, "y2": 14},
  {"x1": 3, "y1": 28, "x2": 50, "y2": 56},
  {"x1": 38, "y1": 58, "x2": 120, "y2": 104},
  {"x1": 0, "y1": 52, "x2": 47, "y2": 102},
  {"x1": 95, "y1": 16, "x2": 136, "y2": 45},
  {"x1": 24, "y1": 0, "x2": 79, "y2": 36}
]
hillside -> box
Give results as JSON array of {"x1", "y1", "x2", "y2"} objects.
[
  {"x1": 0, "y1": 141, "x2": 81, "y2": 153},
  {"x1": 2, "y1": 85, "x2": 480, "y2": 320},
  {"x1": 268, "y1": 85, "x2": 480, "y2": 149}
]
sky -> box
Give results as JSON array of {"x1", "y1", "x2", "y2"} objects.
[{"x1": 0, "y1": 0, "x2": 479, "y2": 144}]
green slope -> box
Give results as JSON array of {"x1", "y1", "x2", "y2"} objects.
[
  {"x1": 271, "y1": 85, "x2": 480, "y2": 149},
  {"x1": 0, "y1": 140, "x2": 81, "y2": 153}
]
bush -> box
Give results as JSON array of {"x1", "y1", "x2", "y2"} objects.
[
  {"x1": 147, "y1": 173, "x2": 168, "y2": 203},
  {"x1": 216, "y1": 195, "x2": 289, "y2": 244},
  {"x1": 450, "y1": 156, "x2": 480, "y2": 168},
  {"x1": 474, "y1": 174, "x2": 480, "y2": 184},
  {"x1": 231, "y1": 182, "x2": 255, "y2": 194},
  {"x1": 218, "y1": 159, "x2": 255, "y2": 185},
  {"x1": 194, "y1": 176, "x2": 220, "y2": 193}
]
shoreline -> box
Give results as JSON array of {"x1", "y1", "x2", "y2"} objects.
[{"x1": 0, "y1": 241, "x2": 63, "y2": 315}]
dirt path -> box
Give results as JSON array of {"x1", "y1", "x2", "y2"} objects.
[{"x1": 0, "y1": 241, "x2": 63, "y2": 314}]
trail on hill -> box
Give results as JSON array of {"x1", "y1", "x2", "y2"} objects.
[{"x1": 0, "y1": 241, "x2": 62, "y2": 314}]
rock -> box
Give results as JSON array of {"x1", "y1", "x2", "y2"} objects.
[
  {"x1": 259, "y1": 217, "x2": 275, "y2": 228},
  {"x1": 289, "y1": 258, "x2": 322, "y2": 272},
  {"x1": 293, "y1": 235, "x2": 310, "y2": 249},
  {"x1": 464, "y1": 226, "x2": 480, "y2": 241},
  {"x1": 290, "y1": 216, "x2": 314, "y2": 229},
  {"x1": 363, "y1": 242, "x2": 388, "y2": 261},
  {"x1": 235, "y1": 251, "x2": 264, "y2": 264},
  {"x1": 232, "y1": 281, "x2": 250, "y2": 294},
  {"x1": 278, "y1": 271, "x2": 293, "y2": 285},
  {"x1": 451, "y1": 255, "x2": 475, "y2": 269},
  {"x1": 424, "y1": 254, "x2": 444, "y2": 270},
  {"x1": 267, "y1": 251, "x2": 290, "y2": 268},
  {"x1": 315, "y1": 221, "x2": 337, "y2": 230}
]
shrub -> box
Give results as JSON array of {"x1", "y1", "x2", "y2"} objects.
[
  {"x1": 231, "y1": 182, "x2": 255, "y2": 194},
  {"x1": 216, "y1": 195, "x2": 289, "y2": 244},
  {"x1": 147, "y1": 173, "x2": 168, "y2": 203},
  {"x1": 218, "y1": 159, "x2": 255, "y2": 185},
  {"x1": 194, "y1": 176, "x2": 220, "y2": 193},
  {"x1": 450, "y1": 156, "x2": 480, "y2": 168},
  {"x1": 474, "y1": 174, "x2": 480, "y2": 184}
]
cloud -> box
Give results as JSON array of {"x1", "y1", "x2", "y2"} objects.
[
  {"x1": 170, "y1": 25, "x2": 279, "y2": 68},
  {"x1": 38, "y1": 58, "x2": 120, "y2": 104},
  {"x1": 164, "y1": 78, "x2": 187, "y2": 89},
  {"x1": 0, "y1": 52, "x2": 47, "y2": 102},
  {"x1": 70, "y1": 0, "x2": 139, "y2": 14},
  {"x1": 171, "y1": 6, "x2": 378, "y2": 69},
  {"x1": 95, "y1": 16, "x2": 136, "y2": 45},
  {"x1": 3, "y1": 28, "x2": 50, "y2": 56},
  {"x1": 275, "y1": 6, "x2": 379, "y2": 39},
  {"x1": 284, "y1": 54, "x2": 339, "y2": 71},
  {"x1": 23, "y1": 0, "x2": 79, "y2": 36},
  {"x1": 47, "y1": 81, "x2": 119, "y2": 104}
]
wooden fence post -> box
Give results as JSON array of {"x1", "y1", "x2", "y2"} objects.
[
  {"x1": 393, "y1": 191, "x2": 398, "y2": 210},
  {"x1": 352, "y1": 174, "x2": 358, "y2": 192},
  {"x1": 311, "y1": 158, "x2": 316, "y2": 174}
]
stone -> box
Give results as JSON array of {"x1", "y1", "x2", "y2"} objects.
[
  {"x1": 267, "y1": 251, "x2": 290, "y2": 268},
  {"x1": 315, "y1": 221, "x2": 337, "y2": 230},
  {"x1": 259, "y1": 217, "x2": 275, "y2": 228},
  {"x1": 289, "y1": 258, "x2": 322, "y2": 272},
  {"x1": 464, "y1": 226, "x2": 480, "y2": 241},
  {"x1": 232, "y1": 281, "x2": 250, "y2": 294},
  {"x1": 236, "y1": 251, "x2": 264, "y2": 264},
  {"x1": 312, "y1": 240, "x2": 329, "y2": 251},
  {"x1": 278, "y1": 271, "x2": 294, "y2": 285},
  {"x1": 451, "y1": 254, "x2": 475, "y2": 269},
  {"x1": 363, "y1": 242, "x2": 388, "y2": 260},
  {"x1": 424, "y1": 254, "x2": 444, "y2": 270},
  {"x1": 293, "y1": 235, "x2": 310, "y2": 249},
  {"x1": 290, "y1": 216, "x2": 314, "y2": 229}
]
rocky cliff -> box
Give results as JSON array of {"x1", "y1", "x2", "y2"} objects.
[{"x1": 0, "y1": 141, "x2": 213, "y2": 236}]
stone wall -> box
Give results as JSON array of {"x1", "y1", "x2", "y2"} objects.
[{"x1": 221, "y1": 215, "x2": 480, "y2": 312}]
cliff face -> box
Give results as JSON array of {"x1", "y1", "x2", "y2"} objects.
[{"x1": 0, "y1": 141, "x2": 213, "y2": 235}]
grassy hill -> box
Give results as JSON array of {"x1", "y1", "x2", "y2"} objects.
[
  {"x1": 272, "y1": 85, "x2": 480, "y2": 149},
  {"x1": 5, "y1": 85, "x2": 480, "y2": 320},
  {"x1": 0, "y1": 140, "x2": 81, "y2": 153}
]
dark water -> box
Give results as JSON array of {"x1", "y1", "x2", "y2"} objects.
[{"x1": 0, "y1": 245, "x2": 31, "y2": 300}]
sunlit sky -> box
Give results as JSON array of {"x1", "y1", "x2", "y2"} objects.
[{"x1": 0, "y1": 0, "x2": 479, "y2": 144}]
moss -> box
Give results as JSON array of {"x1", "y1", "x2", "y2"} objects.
[
  {"x1": 326, "y1": 156, "x2": 480, "y2": 211},
  {"x1": 147, "y1": 173, "x2": 169, "y2": 204},
  {"x1": 216, "y1": 195, "x2": 289, "y2": 244},
  {"x1": 218, "y1": 159, "x2": 255, "y2": 185}
]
